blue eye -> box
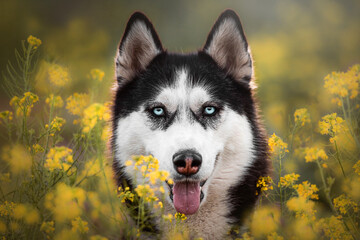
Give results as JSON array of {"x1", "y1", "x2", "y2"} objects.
[
  {"x1": 204, "y1": 106, "x2": 217, "y2": 116},
  {"x1": 152, "y1": 107, "x2": 165, "y2": 116}
]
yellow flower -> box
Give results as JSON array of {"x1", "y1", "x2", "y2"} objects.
[
  {"x1": 304, "y1": 147, "x2": 328, "y2": 163},
  {"x1": 278, "y1": 173, "x2": 300, "y2": 188},
  {"x1": 125, "y1": 160, "x2": 133, "y2": 166},
  {"x1": 0, "y1": 111, "x2": 13, "y2": 124},
  {"x1": 333, "y1": 194, "x2": 359, "y2": 214},
  {"x1": 118, "y1": 187, "x2": 134, "y2": 203},
  {"x1": 162, "y1": 213, "x2": 173, "y2": 223},
  {"x1": 0, "y1": 201, "x2": 16, "y2": 217},
  {"x1": 256, "y1": 176, "x2": 273, "y2": 195},
  {"x1": 10, "y1": 92, "x2": 39, "y2": 117},
  {"x1": 318, "y1": 113, "x2": 345, "y2": 143},
  {"x1": 40, "y1": 221, "x2": 55, "y2": 235},
  {"x1": 135, "y1": 184, "x2": 158, "y2": 203},
  {"x1": 48, "y1": 63, "x2": 70, "y2": 87},
  {"x1": 294, "y1": 108, "x2": 310, "y2": 126},
  {"x1": 316, "y1": 216, "x2": 353, "y2": 240},
  {"x1": 174, "y1": 212, "x2": 187, "y2": 221},
  {"x1": 324, "y1": 64, "x2": 359, "y2": 102},
  {"x1": 81, "y1": 102, "x2": 111, "y2": 133},
  {"x1": 44, "y1": 146, "x2": 73, "y2": 172},
  {"x1": 27, "y1": 35, "x2": 42, "y2": 49},
  {"x1": 2, "y1": 144, "x2": 31, "y2": 174},
  {"x1": 46, "y1": 94, "x2": 64, "y2": 108},
  {"x1": 46, "y1": 116, "x2": 66, "y2": 136},
  {"x1": 155, "y1": 201, "x2": 163, "y2": 209},
  {"x1": 293, "y1": 181, "x2": 319, "y2": 200},
  {"x1": 71, "y1": 217, "x2": 89, "y2": 233},
  {"x1": 66, "y1": 93, "x2": 90, "y2": 117},
  {"x1": 268, "y1": 133, "x2": 289, "y2": 155},
  {"x1": 90, "y1": 68, "x2": 105, "y2": 82},
  {"x1": 31, "y1": 144, "x2": 44, "y2": 154}
]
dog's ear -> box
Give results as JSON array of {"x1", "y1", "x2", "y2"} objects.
[
  {"x1": 116, "y1": 12, "x2": 163, "y2": 86},
  {"x1": 203, "y1": 10, "x2": 253, "y2": 84}
]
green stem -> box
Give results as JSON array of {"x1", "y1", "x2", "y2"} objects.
[
  {"x1": 23, "y1": 44, "x2": 32, "y2": 92},
  {"x1": 315, "y1": 160, "x2": 336, "y2": 212},
  {"x1": 334, "y1": 140, "x2": 346, "y2": 178}
]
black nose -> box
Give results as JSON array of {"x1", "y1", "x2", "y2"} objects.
[{"x1": 173, "y1": 150, "x2": 202, "y2": 176}]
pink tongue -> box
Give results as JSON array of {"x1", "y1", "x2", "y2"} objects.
[{"x1": 173, "y1": 182, "x2": 201, "y2": 215}]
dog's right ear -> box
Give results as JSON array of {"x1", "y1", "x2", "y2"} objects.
[{"x1": 116, "y1": 12, "x2": 163, "y2": 86}]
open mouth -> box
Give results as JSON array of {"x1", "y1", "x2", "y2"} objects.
[{"x1": 166, "y1": 179, "x2": 206, "y2": 215}]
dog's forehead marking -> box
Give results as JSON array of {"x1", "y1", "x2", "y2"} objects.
[{"x1": 155, "y1": 69, "x2": 210, "y2": 112}]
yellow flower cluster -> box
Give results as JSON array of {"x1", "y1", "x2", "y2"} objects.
[
  {"x1": 316, "y1": 216, "x2": 353, "y2": 240},
  {"x1": 45, "y1": 183, "x2": 85, "y2": 222},
  {"x1": 46, "y1": 94, "x2": 64, "y2": 108},
  {"x1": 90, "y1": 68, "x2": 105, "y2": 82},
  {"x1": 10, "y1": 92, "x2": 39, "y2": 117},
  {"x1": 0, "y1": 201, "x2": 15, "y2": 217},
  {"x1": 45, "y1": 116, "x2": 66, "y2": 136},
  {"x1": 1, "y1": 144, "x2": 32, "y2": 174},
  {"x1": 118, "y1": 187, "x2": 135, "y2": 203},
  {"x1": 48, "y1": 64, "x2": 71, "y2": 87},
  {"x1": 256, "y1": 176, "x2": 273, "y2": 195},
  {"x1": 286, "y1": 197, "x2": 316, "y2": 221},
  {"x1": 0, "y1": 111, "x2": 13, "y2": 124},
  {"x1": 66, "y1": 93, "x2": 90, "y2": 117},
  {"x1": 278, "y1": 173, "x2": 300, "y2": 188},
  {"x1": 174, "y1": 212, "x2": 187, "y2": 221},
  {"x1": 333, "y1": 194, "x2": 359, "y2": 214},
  {"x1": 30, "y1": 143, "x2": 44, "y2": 154},
  {"x1": 293, "y1": 181, "x2": 319, "y2": 200},
  {"x1": 304, "y1": 147, "x2": 328, "y2": 163},
  {"x1": 71, "y1": 217, "x2": 89, "y2": 234},
  {"x1": 12, "y1": 203, "x2": 40, "y2": 224},
  {"x1": 318, "y1": 113, "x2": 345, "y2": 143},
  {"x1": 27, "y1": 35, "x2": 42, "y2": 49},
  {"x1": 268, "y1": 133, "x2": 289, "y2": 155},
  {"x1": 162, "y1": 213, "x2": 174, "y2": 223},
  {"x1": 324, "y1": 64, "x2": 359, "y2": 106},
  {"x1": 40, "y1": 221, "x2": 55, "y2": 235},
  {"x1": 135, "y1": 184, "x2": 158, "y2": 203},
  {"x1": 82, "y1": 102, "x2": 111, "y2": 133},
  {"x1": 44, "y1": 146, "x2": 74, "y2": 172},
  {"x1": 294, "y1": 108, "x2": 310, "y2": 126}
]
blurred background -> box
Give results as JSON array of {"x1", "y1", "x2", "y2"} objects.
[{"x1": 0, "y1": 0, "x2": 359, "y2": 134}]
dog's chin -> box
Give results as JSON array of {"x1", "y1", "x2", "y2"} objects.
[{"x1": 167, "y1": 179, "x2": 206, "y2": 215}]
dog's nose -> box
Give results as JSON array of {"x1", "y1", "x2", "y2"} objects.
[{"x1": 173, "y1": 150, "x2": 202, "y2": 176}]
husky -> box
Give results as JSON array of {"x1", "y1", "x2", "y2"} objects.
[{"x1": 111, "y1": 10, "x2": 269, "y2": 239}]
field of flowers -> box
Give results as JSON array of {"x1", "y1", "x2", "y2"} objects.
[{"x1": 0, "y1": 35, "x2": 359, "y2": 240}]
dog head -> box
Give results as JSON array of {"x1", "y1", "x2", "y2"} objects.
[{"x1": 112, "y1": 10, "x2": 257, "y2": 216}]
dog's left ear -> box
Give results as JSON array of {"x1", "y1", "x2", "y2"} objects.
[
  {"x1": 203, "y1": 10, "x2": 253, "y2": 84},
  {"x1": 116, "y1": 12, "x2": 163, "y2": 86}
]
